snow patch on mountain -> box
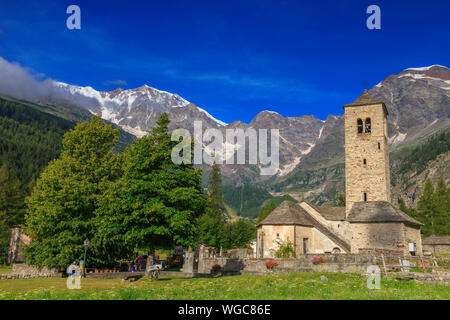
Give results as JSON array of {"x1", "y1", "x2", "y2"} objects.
[
  {"x1": 405, "y1": 65, "x2": 448, "y2": 72},
  {"x1": 389, "y1": 132, "x2": 407, "y2": 145},
  {"x1": 49, "y1": 80, "x2": 227, "y2": 132},
  {"x1": 262, "y1": 110, "x2": 281, "y2": 115},
  {"x1": 196, "y1": 106, "x2": 227, "y2": 126}
]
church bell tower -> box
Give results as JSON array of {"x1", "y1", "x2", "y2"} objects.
[{"x1": 343, "y1": 90, "x2": 390, "y2": 217}]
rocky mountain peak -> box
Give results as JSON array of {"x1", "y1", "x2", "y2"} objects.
[{"x1": 401, "y1": 65, "x2": 450, "y2": 81}]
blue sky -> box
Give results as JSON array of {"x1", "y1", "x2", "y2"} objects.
[{"x1": 0, "y1": 0, "x2": 449, "y2": 123}]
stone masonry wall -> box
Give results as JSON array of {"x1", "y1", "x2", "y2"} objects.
[
  {"x1": 344, "y1": 104, "x2": 390, "y2": 216},
  {"x1": 198, "y1": 254, "x2": 378, "y2": 275},
  {"x1": 403, "y1": 224, "x2": 423, "y2": 255},
  {"x1": 350, "y1": 222, "x2": 405, "y2": 253},
  {"x1": 423, "y1": 244, "x2": 450, "y2": 253},
  {"x1": 0, "y1": 263, "x2": 62, "y2": 280}
]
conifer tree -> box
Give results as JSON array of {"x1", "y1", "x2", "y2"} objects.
[
  {"x1": 435, "y1": 177, "x2": 450, "y2": 236},
  {"x1": 0, "y1": 164, "x2": 25, "y2": 227},
  {"x1": 417, "y1": 179, "x2": 439, "y2": 236},
  {"x1": 206, "y1": 163, "x2": 225, "y2": 220}
]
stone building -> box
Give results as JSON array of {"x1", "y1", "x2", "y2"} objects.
[
  {"x1": 8, "y1": 227, "x2": 31, "y2": 264},
  {"x1": 257, "y1": 90, "x2": 423, "y2": 257},
  {"x1": 422, "y1": 236, "x2": 450, "y2": 253}
]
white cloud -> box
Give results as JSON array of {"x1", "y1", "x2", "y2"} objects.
[
  {"x1": 103, "y1": 79, "x2": 128, "y2": 86},
  {"x1": 0, "y1": 56, "x2": 54, "y2": 100}
]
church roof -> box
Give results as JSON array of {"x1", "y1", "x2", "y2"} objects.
[
  {"x1": 259, "y1": 201, "x2": 352, "y2": 252},
  {"x1": 306, "y1": 202, "x2": 346, "y2": 221},
  {"x1": 258, "y1": 201, "x2": 313, "y2": 226},
  {"x1": 347, "y1": 201, "x2": 422, "y2": 227},
  {"x1": 343, "y1": 90, "x2": 389, "y2": 114}
]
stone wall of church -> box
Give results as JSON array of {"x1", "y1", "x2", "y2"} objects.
[
  {"x1": 257, "y1": 225, "x2": 295, "y2": 258},
  {"x1": 257, "y1": 225, "x2": 346, "y2": 258},
  {"x1": 403, "y1": 224, "x2": 423, "y2": 255},
  {"x1": 344, "y1": 104, "x2": 390, "y2": 216},
  {"x1": 350, "y1": 222, "x2": 406, "y2": 253}
]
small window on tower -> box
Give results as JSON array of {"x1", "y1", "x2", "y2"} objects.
[
  {"x1": 378, "y1": 142, "x2": 381, "y2": 149},
  {"x1": 365, "y1": 118, "x2": 371, "y2": 133},
  {"x1": 363, "y1": 159, "x2": 367, "y2": 165},
  {"x1": 357, "y1": 119, "x2": 363, "y2": 134},
  {"x1": 364, "y1": 193, "x2": 367, "y2": 202}
]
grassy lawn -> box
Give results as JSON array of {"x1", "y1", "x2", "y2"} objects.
[{"x1": 0, "y1": 272, "x2": 448, "y2": 300}]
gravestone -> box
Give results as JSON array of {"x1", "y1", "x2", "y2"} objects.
[{"x1": 181, "y1": 251, "x2": 194, "y2": 273}]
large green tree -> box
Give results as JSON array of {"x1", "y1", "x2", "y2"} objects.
[
  {"x1": 95, "y1": 113, "x2": 205, "y2": 257},
  {"x1": 24, "y1": 117, "x2": 121, "y2": 269},
  {"x1": 222, "y1": 219, "x2": 256, "y2": 249}
]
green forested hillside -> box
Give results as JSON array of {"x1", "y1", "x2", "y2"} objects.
[
  {"x1": 0, "y1": 97, "x2": 77, "y2": 263},
  {"x1": 222, "y1": 184, "x2": 298, "y2": 219},
  {"x1": 391, "y1": 126, "x2": 450, "y2": 187},
  {"x1": 223, "y1": 185, "x2": 273, "y2": 218},
  {"x1": 0, "y1": 97, "x2": 75, "y2": 186}
]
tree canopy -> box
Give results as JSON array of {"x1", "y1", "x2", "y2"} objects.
[
  {"x1": 23, "y1": 117, "x2": 121, "y2": 269},
  {"x1": 94, "y1": 113, "x2": 206, "y2": 258}
]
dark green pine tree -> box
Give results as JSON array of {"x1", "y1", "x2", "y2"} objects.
[
  {"x1": 0, "y1": 164, "x2": 26, "y2": 227},
  {"x1": 96, "y1": 113, "x2": 206, "y2": 259},
  {"x1": 417, "y1": 179, "x2": 439, "y2": 237},
  {"x1": 206, "y1": 163, "x2": 225, "y2": 220},
  {"x1": 435, "y1": 177, "x2": 450, "y2": 236}
]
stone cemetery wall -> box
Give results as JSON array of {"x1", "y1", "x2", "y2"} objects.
[
  {"x1": 0, "y1": 263, "x2": 62, "y2": 280},
  {"x1": 197, "y1": 254, "x2": 378, "y2": 275}
]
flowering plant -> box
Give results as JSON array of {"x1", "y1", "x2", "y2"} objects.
[
  {"x1": 311, "y1": 256, "x2": 326, "y2": 265},
  {"x1": 265, "y1": 260, "x2": 279, "y2": 270},
  {"x1": 211, "y1": 264, "x2": 222, "y2": 272}
]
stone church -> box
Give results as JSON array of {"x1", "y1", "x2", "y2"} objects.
[{"x1": 256, "y1": 90, "x2": 423, "y2": 258}]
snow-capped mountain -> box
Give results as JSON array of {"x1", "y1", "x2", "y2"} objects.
[
  {"x1": 49, "y1": 81, "x2": 226, "y2": 137},
  {"x1": 370, "y1": 64, "x2": 450, "y2": 146},
  {"x1": 273, "y1": 65, "x2": 450, "y2": 204},
  {"x1": 38, "y1": 81, "x2": 329, "y2": 177},
  {"x1": 1, "y1": 59, "x2": 448, "y2": 183}
]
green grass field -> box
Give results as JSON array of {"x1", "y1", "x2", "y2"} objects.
[{"x1": 0, "y1": 272, "x2": 448, "y2": 300}]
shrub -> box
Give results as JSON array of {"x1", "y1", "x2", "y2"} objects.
[{"x1": 274, "y1": 240, "x2": 296, "y2": 258}]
